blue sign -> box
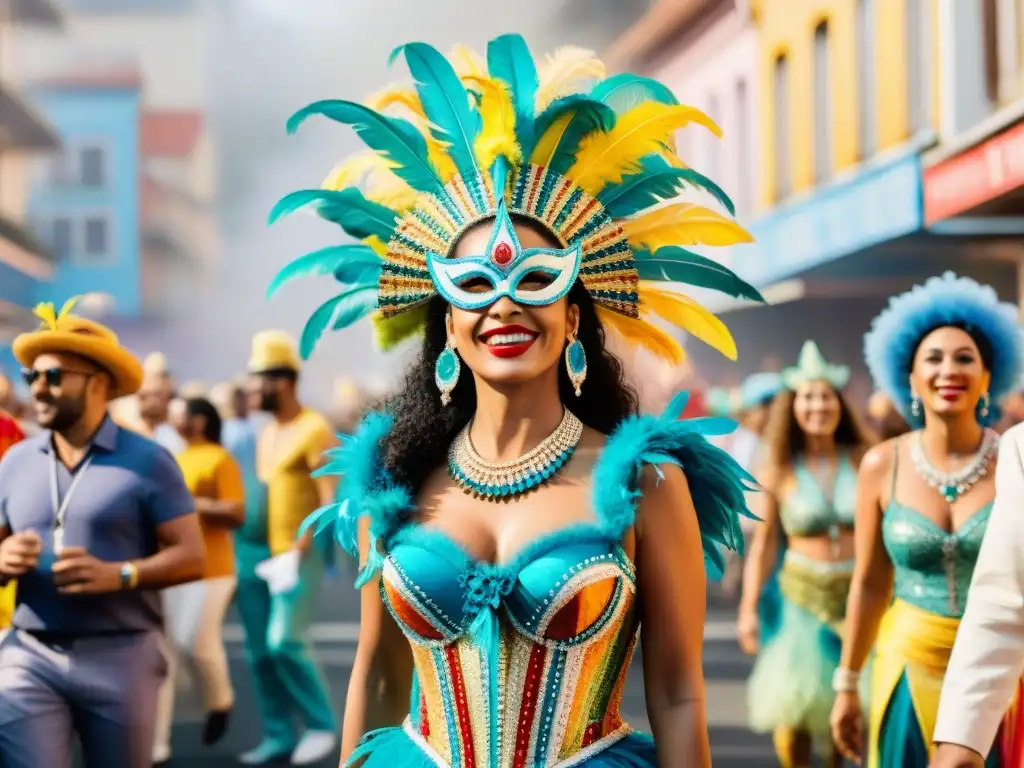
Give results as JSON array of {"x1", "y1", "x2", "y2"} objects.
[{"x1": 733, "y1": 150, "x2": 923, "y2": 287}]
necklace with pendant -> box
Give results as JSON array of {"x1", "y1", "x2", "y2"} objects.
[
  {"x1": 910, "y1": 429, "x2": 998, "y2": 503},
  {"x1": 449, "y1": 409, "x2": 584, "y2": 500}
]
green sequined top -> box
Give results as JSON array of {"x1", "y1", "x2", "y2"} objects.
[{"x1": 882, "y1": 444, "x2": 994, "y2": 618}]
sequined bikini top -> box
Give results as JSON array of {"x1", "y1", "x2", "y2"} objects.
[
  {"x1": 882, "y1": 442, "x2": 994, "y2": 618},
  {"x1": 306, "y1": 396, "x2": 756, "y2": 767},
  {"x1": 778, "y1": 453, "x2": 857, "y2": 538}
]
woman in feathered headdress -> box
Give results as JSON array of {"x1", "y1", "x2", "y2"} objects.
[
  {"x1": 268, "y1": 34, "x2": 760, "y2": 767},
  {"x1": 740, "y1": 341, "x2": 874, "y2": 766},
  {"x1": 830, "y1": 273, "x2": 1024, "y2": 767}
]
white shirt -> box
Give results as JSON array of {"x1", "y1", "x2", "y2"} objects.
[{"x1": 933, "y1": 423, "x2": 1024, "y2": 755}]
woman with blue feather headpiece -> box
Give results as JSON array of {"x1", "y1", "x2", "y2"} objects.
[
  {"x1": 266, "y1": 34, "x2": 762, "y2": 767},
  {"x1": 830, "y1": 272, "x2": 1024, "y2": 768},
  {"x1": 740, "y1": 340, "x2": 874, "y2": 767}
]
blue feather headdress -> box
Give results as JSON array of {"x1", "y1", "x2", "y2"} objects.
[
  {"x1": 266, "y1": 36, "x2": 762, "y2": 360},
  {"x1": 739, "y1": 371, "x2": 784, "y2": 410},
  {"x1": 864, "y1": 272, "x2": 1024, "y2": 427}
]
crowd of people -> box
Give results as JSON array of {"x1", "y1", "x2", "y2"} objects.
[{"x1": 6, "y1": 30, "x2": 1024, "y2": 768}]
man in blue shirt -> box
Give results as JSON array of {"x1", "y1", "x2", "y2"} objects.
[{"x1": 0, "y1": 300, "x2": 205, "y2": 768}]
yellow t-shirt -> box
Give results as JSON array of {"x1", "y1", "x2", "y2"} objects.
[
  {"x1": 0, "y1": 582, "x2": 14, "y2": 629},
  {"x1": 258, "y1": 409, "x2": 334, "y2": 555},
  {"x1": 177, "y1": 443, "x2": 245, "y2": 578}
]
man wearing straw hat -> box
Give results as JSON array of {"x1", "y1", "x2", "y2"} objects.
[
  {"x1": 239, "y1": 330, "x2": 337, "y2": 766},
  {"x1": 0, "y1": 299, "x2": 206, "y2": 768}
]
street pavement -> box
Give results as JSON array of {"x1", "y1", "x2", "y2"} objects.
[{"x1": 144, "y1": 574, "x2": 775, "y2": 767}]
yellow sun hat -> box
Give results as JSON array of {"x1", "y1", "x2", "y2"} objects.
[
  {"x1": 248, "y1": 330, "x2": 301, "y2": 374},
  {"x1": 12, "y1": 298, "x2": 144, "y2": 399}
]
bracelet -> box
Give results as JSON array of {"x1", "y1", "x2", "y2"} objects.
[
  {"x1": 120, "y1": 562, "x2": 139, "y2": 590},
  {"x1": 831, "y1": 667, "x2": 860, "y2": 693}
]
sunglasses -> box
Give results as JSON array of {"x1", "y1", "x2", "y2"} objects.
[{"x1": 21, "y1": 367, "x2": 93, "y2": 388}]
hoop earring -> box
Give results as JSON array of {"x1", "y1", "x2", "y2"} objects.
[
  {"x1": 435, "y1": 337, "x2": 461, "y2": 406},
  {"x1": 565, "y1": 337, "x2": 587, "y2": 397},
  {"x1": 979, "y1": 391, "x2": 991, "y2": 420},
  {"x1": 911, "y1": 395, "x2": 922, "y2": 419}
]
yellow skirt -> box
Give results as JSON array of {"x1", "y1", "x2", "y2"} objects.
[
  {"x1": 0, "y1": 581, "x2": 15, "y2": 629},
  {"x1": 869, "y1": 598, "x2": 1019, "y2": 768}
]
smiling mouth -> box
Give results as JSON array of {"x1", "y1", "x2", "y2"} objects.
[
  {"x1": 478, "y1": 325, "x2": 539, "y2": 358},
  {"x1": 936, "y1": 386, "x2": 966, "y2": 401}
]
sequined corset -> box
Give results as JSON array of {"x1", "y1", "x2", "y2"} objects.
[
  {"x1": 778, "y1": 455, "x2": 857, "y2": 538},
  {"x1": 882, "y1": 501, "x2": 992, "y2": 618},
  {"x1": 381, "y1": 524, "x2": 638, "y2": 767}
]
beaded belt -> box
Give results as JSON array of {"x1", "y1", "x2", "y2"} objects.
[{"x1": 778, "y1": 552, "x2": 854, "y2": 626}]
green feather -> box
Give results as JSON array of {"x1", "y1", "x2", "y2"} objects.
[
  {"x1": 486, "y1": 34, "x2": 539, "y2": 148},
  {"x1": 390, "y1": 42, "x2": 481, "y2": 184},
  {"x1": 372, "y1": 304, "x2": 430, "y2": 351},
  {"x1": 286, "y1": 100, "x2": 446, "y2": 196},
  {"x1": 266, "y1": 244, "x2": 380, "y2": 299},
  {"x1": 269, "y1": 188, "x2": 399, "y2": 242},
  {"x1": 634, "y1": 246, "x2": 764, "y2": 303},
  {"x1": 299, "y1": 286, "x2": 378, "y2": 359},
  {"x1": 590, "y1": 73, "x2": 678, "y2": 114},
  {"x1": 529, "y1": 95, "x2": 616, "y2": 175},
  {"x1": 598, "y1": 155, "x2": 735, "y2": 216}
]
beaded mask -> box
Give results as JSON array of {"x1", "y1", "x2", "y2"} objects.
[{"x1": 266, "y1": 35, "x2": 763, "y2": 360}]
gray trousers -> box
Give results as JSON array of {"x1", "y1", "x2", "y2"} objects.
[{"x1": 0, "y1": 628, "x2": 168, "y2": 768}]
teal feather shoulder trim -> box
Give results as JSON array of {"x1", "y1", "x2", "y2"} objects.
[
  {"x1": 593, "y1": 391, "x2": 759, "y2": 579},
  {"x1": 300, "y1": 411, "x2": 412, "y2": 586}
]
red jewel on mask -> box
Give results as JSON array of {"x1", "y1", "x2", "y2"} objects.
[{"x1": 492, "y1": 242, "x2": 512, "y2": 265}]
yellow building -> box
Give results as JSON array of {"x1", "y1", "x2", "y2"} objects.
[{"x1": 752, "y1": 0, "x2": 939, "y2": 208}]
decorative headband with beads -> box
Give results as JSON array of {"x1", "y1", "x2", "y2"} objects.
[{"x1": 265, "y1": 34, "x2": 763, "y2": 362}]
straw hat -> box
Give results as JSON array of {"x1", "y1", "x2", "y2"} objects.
[
  {"x1": 248, "y1": 330, "x2": 300, "y2": 374},
  {"x1": 12, "y1": 298, "x2": 143, "y2": 399}
]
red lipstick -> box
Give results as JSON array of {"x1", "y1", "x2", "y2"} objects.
[{"x1": 478, "y1": 324, "x2": 539, "y2": 358}]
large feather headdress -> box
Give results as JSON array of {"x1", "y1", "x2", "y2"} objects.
[{"x1": 268, "y1": 35, "x2": 762, "y2": 360}]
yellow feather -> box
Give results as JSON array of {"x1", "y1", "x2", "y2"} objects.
[
  {"x1": 622, "y1": 203, "x2": 754, "y2": 250},
  {"x1": 33, "y1": 302, "x2": 58, "y2": 331},
  {"x1": 425, "y1": 136, "x2": 459, "y2": 184},
  {"x1": 596, "y1": 307, "x2": 685, "y2": 365},
  {"x1": 529, "y1": 111, "x2": 574, "y2": 169},
  {"x1": 639, "y1": 283, "x2": 737, "y2": 360},
  {"x1": 322, "y1": 151, "x2": 388, "y2": 191},
  {"x1": 57, "y1": 296, "x2": 80, "y2": 319},
  {"x1": 536, "y1": 46, "x2": 606, "y2": 111},
  {"x1": 364, "y1": 235, "x2": 389, "y2": 256},
  {"x1": 449, "y1": 44, "x2": 487, "y2": 79},
  {"x1": 463, "y1": 75, "x2": 521, "y2": 170},
  {"x1": 566, "y1": 102, "x2": 722, "y2": 196},
  {"x1": 365, "y1": 83, "x2": 426, "y2": 120},
  {"x1": 367, "y1": 186, "x2": 419, "y2": 211}
]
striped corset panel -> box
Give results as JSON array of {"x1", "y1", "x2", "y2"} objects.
[{"x1": 379, "y1": 526, "x2": 640, "y2": 767}]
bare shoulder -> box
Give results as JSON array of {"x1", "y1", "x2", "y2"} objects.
[
  {"x1": 635, "y1": 463, "x2": 692, "y2": 539},
  {"x1": 859, "y1": 438, "x2": 899, "y2": 484}
]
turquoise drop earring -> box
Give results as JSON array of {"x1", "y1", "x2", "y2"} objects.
[
  {"x1": 565, "y1": 337, "x2": 587, "y2": 396},
  {"x1": 435, "y1": 338, "x2": 461, "y2": 406}
]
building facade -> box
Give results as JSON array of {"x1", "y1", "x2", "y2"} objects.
[{"x1": 0, "y1": 0, "x2": 62, "y2": 380}]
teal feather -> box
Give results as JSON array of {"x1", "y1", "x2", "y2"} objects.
[
  {"x1": 590, "y1": 73, "x2": 678, "y2": 114},
  {"x1": 529, "y1": 95, "x2": 616, "y2": 175},
  {"x1": 598, "y1": 154, "x2": 735, "y2": 216},
  {"x1": 390, "y1": 42, "x2": 481, "y2": 182},
  {"x1": 286, "y1": 99, "x2": 447, "y2": 196},
  {"x1": 486, "y1": 33, "x2": 539, "y2": 147},
  {"x1": 299, "y1": 285, "x2": 378, "y2": 359},
  {"x1": 634, "y1": 246, "x2": 764, "y2": 303},
  {"x1": 266, "y1": 244, "x2": 380, "y2": 298},
  {"x1": 269, "y1": 188, "x2": 399, "y2": 241},
  {"x1": 592, "y1": 391, "x2": 759, "y2": 580},
  {"x1": 491, "y1": 156, "x2": 510, "y2": 202}
]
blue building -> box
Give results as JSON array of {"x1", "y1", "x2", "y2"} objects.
[
  {"x1": 28, "y1": 71, "x2": 143, "y2": 319},
  {"x1": 0, "y1": 0, "x2": 63, "y2": 383}
]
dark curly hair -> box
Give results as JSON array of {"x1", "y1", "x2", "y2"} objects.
[
  {"x1": 761, "y1": 386, "x2": 875, "y2": 469},
  {"x1": 383, "y1": 282, "x2": 639, "y2": 495}
]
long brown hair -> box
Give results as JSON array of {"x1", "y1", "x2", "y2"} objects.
[{"x1": 761, "y1": 386, "x2": 875, "y2": 469}]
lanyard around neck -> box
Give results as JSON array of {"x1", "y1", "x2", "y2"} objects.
[{"x1": 50, "y1": 450, "x2": 95, "y2": 551}]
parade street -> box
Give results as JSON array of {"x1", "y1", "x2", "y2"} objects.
[{"x1": 143, "y1": 577, "x2": 775, "y2": 767}]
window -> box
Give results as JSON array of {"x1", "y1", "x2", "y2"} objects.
[
  {"x1": 773, "y1": 54, "x2": 791, "y2": 199},
  {"x1": 47, "y1": 153, "x2": 74, "y2": 186},
  {"x1": 856, "y1": 0, "x2": 877, "y2": 158},
  {"x1": 80, "y1": 147, "x2": 106, "y2": 187},
  {"x1": 84, "y1": 217, "x2": 109, "y2": 257},
  {"x1": 706, "y1": 93, "x2": 721, "y2": 184},
  {"x1": 52, "y1": 218, "x2": 72, "y2": 260},
  {"x1": 813, "y1": 22, "x2": 832, "y2": 183},
  {"x1": 735, "y1": 78, "x2": 751, "y2": 214},
  {"x1": 906, "y1": 0, "x2": 932, "y2": 134}
]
